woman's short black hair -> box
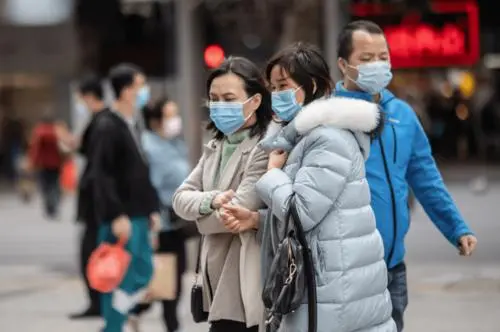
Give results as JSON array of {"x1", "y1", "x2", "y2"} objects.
[
  {"x1": 142, "y1": 97, "x2": 168, "y2": 131},
  {"x1": 266, "y1": 42, "x2": 333, "y2": 106},
  {"x1": 206, "y1": 56, "x2": 273, "y2": 140},
  {"x1": 79, "y1": 75, "x2": 104, "y2": 101},
  {"x1": 108, "y1": 63, "x2": 143, "y2": 100}
]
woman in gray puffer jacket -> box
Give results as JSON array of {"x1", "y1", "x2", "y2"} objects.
[{"x1": 222, "y1": 43, "x2": 396, "y2": 332}]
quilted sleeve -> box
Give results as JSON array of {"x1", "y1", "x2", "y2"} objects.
[{"x1": 256, "y1": 127, "x2": 353, "y2": 232}]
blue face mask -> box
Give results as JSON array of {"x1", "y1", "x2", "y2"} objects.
[
  {"x1": 209, "y1": 97, "x2": 253, "y2": 135},
  {"x1": 136, "y1": 85, "x2": 151, "y2": 110},
  {"x1": 76, "y1": 102, "x2": 88, "y2": 116},
  {"x1": 348, "y1": 61, "x2": 393, "y2": 95},
  {"x1": 271, "y1": 87, "x2": 302, "y2": 122}
]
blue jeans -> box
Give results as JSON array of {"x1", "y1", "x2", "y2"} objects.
[{"x1": 388, "y1": 262, "x2": 408, "y2": 332}]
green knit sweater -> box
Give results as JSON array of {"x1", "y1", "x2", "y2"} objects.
[{"x1": 199, "y1": 130, "x2": 250, "y2": 214}]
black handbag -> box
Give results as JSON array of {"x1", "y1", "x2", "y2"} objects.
[
  {"x1": 191, "y1": 237, "x2": 211, "y2": 323},
  {"x1": 262, "y1": 202, "x2": 317, "y2": 332}
]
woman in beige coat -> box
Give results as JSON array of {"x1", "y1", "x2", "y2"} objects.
[{"x1": 172, "y1": 57, "x2": 273, "y2": 332}]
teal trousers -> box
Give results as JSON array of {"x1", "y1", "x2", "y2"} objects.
[{"x1": 98, "y1": 217, "x2": 153, "y2": 332}]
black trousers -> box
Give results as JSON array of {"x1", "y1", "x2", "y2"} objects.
[
  {"x1": 209, "y1": 320, "x2": 258, "y2": 332},
  {"x1": 80, "y1": 225, "x2": 101, "y2": 311},
  {"x1": 38, "y1": 168, "x2": 61, "y2": 217},
  {"x1": 131, "y1": 230, "x2": 186, "y2": 332}
]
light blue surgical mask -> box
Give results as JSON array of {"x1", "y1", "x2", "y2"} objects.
[
  {"x1": 347, "y1": 61, "x2": 393, "y2": 95},
  {"x1": 76, "y1": 102, "x2": 88, "y2": 116},
  {"x1": 136, "y1": 85, "x2": 151, "y2": 110},
  {"x1": 209, "y1": 97, "x2": 254, "y2": 135},
  {"x1": 271, "y1": 87, "x2": 302, "y2": 122}
]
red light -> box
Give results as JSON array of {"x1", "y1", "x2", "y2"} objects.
[
  {"x1": 204, "y1": 44, "x2": 225, "y2": 69},
  {"x1": 350, "y1": 0, "x2": 480, "y2": 69}
]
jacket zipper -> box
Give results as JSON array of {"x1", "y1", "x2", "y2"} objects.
[
  {"x1": 378, "y1": 137, "x2": 398, "y2": 266},
  {"x1": 391, "y1": 125, "x2": 397, "y2": 163}
]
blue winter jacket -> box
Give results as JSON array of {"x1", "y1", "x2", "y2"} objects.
[
  {"x1": 141, "y1": 131, "x2": 190, "y2": 230},
  {"x1": 335, "y1": 81, "x2": 473, "y2": 268}
]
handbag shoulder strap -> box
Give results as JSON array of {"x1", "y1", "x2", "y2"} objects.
[
  {"x1": 289, "y1": 203, "x2": 305, "y2": 240},
  {"x1": 287, "y1": 200, "x2": 318, "y2": 332},
  {"x1": 194, "y1": 235, "x2": 214, "y2": 300},
  {"x1": 195, "y1": 236, "x2": 203, "y2": 274}
]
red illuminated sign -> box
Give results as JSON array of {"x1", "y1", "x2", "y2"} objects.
[{"x1": 351, "y1": 0, "x2": 479, "y2": 69}]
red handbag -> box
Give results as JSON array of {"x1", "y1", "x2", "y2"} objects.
[{"x1": 87, "y1": 238, "x2": 131, "y2": 293}]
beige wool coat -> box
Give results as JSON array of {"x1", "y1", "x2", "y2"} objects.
[{"x1": 172, "y1": 133, "x2": 268, "y2": 327}]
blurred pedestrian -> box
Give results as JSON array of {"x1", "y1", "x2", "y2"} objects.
[
  {"x1": 172, "y1": 57, "x2": 273, "y2": 332},
  {"x1": 0, "y1": 116, "x2": 27, "y2": 185},
  {"x1": 84, "y1": 63, "x2": 159, "y2": 332},
  {"x1": 28, "y1": 111, "x2": 67, "y2": 219},
  {"x1": 127, "y1": 98, "x2": 191, "y2": 332},
  {"x1": 223, "y1": 42, "x2": 396, "y2": 332},
  {"x1": 335, "y1": 20, "x2": 478, "y2": 331},
  {"x1": 69, "y1": 75, "x2": 109, "y2": 319}
]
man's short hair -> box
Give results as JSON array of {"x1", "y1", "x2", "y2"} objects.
[
  {"x1": 108, "y1": 63, "x2": 143, "y2": 100},
  {"x1": 78, "y1": 75, "x2": 104, "y2": 101},
  {"x1": 337, "y1": 20, "x2": 385, "y2": 60}
]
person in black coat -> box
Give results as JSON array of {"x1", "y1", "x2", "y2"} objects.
[
  {"x1": 86, "y1": 63, "x2": 160, "y2": 332},
  {"x1": 70, "y1": 75, "x2": 108, "y2": 319}
]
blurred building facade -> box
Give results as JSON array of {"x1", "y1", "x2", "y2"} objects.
[{"x1": 0, "y1": 0, "x2": 499, "y2": 183}]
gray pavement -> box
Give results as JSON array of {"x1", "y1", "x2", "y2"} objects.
[{"x1": 0, "y1": 181, "x2": 499, "y2": 332}]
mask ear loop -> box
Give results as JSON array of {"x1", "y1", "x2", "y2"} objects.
[
  {"x1": 343, "y1": 59, "x2": 359, "y2": 85},
  {"x1": 241, "y1": 94, "x2": 258, "y2": 122},
  {"x1": 291, "y1": 86, "x2": 303, "y2": 107}
]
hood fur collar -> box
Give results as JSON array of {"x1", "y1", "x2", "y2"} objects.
[
  {"x1": 260, "y1": 97, "x2": 381, "y2": 158},
  {"x1": 294, "y1": 97, "x2": 380, "y2": 135}
]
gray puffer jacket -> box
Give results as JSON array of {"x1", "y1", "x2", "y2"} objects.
[{"x1": 256, "y1": 97, "x2": 396, "y2": 332}]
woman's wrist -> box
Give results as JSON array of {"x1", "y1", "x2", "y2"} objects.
[
  {"x1": 251, "y1": 211, "x2": 260, "y2": 230},
  {"x1": 200, "y1": 192, "x2": 217, "y2": 215}
]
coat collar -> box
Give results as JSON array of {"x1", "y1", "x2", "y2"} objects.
[
  {"x1": 293, "y1": 96, "x2": 380, "y2": 135},
  {"x1": 204, "y1": 133, "x2": 260, "y2": 154},
  {"x1": 203, "y1": 133, "x2": 261, "y2": 191},
  {"x1": 260, "y1": 96, "x2": 380, "y2": 159}
]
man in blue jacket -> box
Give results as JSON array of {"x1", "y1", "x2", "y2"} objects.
[{"x1": 335, "y1": 20, "x2": 478, "y2": 331}]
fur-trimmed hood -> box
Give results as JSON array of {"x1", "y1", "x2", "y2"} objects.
[{"x1": 261, "y1": 96, "x2": 381, "y2": 159}]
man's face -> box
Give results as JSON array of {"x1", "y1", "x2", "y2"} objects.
[
  {"x1": 79, "y1": 93, "x2": 97, "y2": 112},
  {"x1": 131, "y1": 73, "x2": 146, "y2": 102},
  {"x1": 338, "y1": 30, "x2": 390, "y2": 84},
  {"x1": 123, "y1": 73, "x2": 146, "y2": 105}
]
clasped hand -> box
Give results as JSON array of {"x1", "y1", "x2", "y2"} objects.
[
  {"x1": 211, "y1": 190, "x2": 258, "y2": 233},
  {"x1": 220, "y1": 204, "x2": 258, "y2": 233}
]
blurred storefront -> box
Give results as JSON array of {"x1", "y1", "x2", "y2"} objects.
[
  {"x1": 0, "y1": 0, "x2": 498, "y2": 175},
  {"x1": 0, "y1": 0, "x2": 77, "y2": 182},
  {"x1": 351, "y1": 0, "x2": 500, "y2": 163}
]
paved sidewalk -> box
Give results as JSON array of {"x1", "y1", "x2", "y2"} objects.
[
  {"x1": 0, "y1": 266, "x2": 499, "y2": 332},
  {"x1": 0, "y1": 183, "x2": 499, "y2": 331},
  {"x1": 0, "y1": 274, "x2": 208, "y2": 332}
]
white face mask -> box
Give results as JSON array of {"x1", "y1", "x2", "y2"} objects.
[
  {"x1": 346, "y1": 60, "x2": 393, "y2": 95},
  {"x1": 163, "y1": 116, "x2": 182, "y2": 139}
]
